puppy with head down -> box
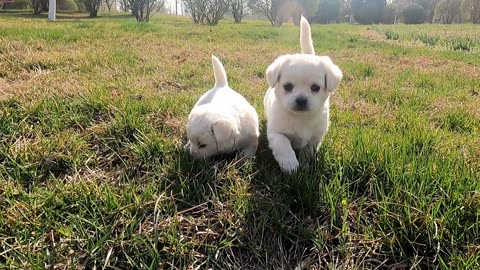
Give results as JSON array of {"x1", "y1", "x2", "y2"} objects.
[
  {"x1": 264, "y1": 16, "x2": 343, "y2": 173},
  {"x1": 186, "y1": 55, "x2": 259, "y2": 159}
]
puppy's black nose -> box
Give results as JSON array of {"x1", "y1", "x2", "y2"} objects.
[{"x1": 295, "y1": 97, "x2": 308, "y2": 109}]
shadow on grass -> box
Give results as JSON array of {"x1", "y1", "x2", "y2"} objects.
[{"x1": 156, "y1": 123, "x2": 347, "y2": 268}]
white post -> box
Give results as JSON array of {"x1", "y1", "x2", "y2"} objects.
[{"x1": 48, "y1": 0, "x2": 56, "y2": 21}]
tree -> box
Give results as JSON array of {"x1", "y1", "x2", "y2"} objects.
[
  {"x1": 297, "y1": 0, "x2": 320, "y2": 18},
  {"x1": 337, "y1": 0, "x2": 353, "y2": 22},
  {"x1": 403, "y1": 3, "x2": 425, "y2": 24},
  {"x1": 390, "y1": 0, "x2": 410, "y2": 23},
  {"x1": 381, "y1": 4, "x2": 395, "y2": 23},
  {"x1": 314, "y1": 0, "x2": 341, "y2": 23},
  {"x1": 29, "y1": 0, "x2": 44, "y2": 14},
  {"x1": 119, "y1": 0, "x2": 130, "y2": 11},
  {"x1": 41, "y1": 0, "x2": 49, "y2": 11},
  {"x1": 248, "y1": 0, "x2": 284, "y2": 26},
  {"x1": 461, "y1": 0, "x2": 480, "y2": 23},
  {"x1": 184, "y1": 0, "x2": 206, "y2": 23},
  {"x1": 415, "y1": 0, "x2": 438, "y2": 22},
  {"x1": 184, "y1": 0, "x2": 229, "y2": 25},
  {"x1": 229, "y1": 0, "x2": 248, "y2": 23},
  {"x1": 58, "y1": 0, "x2": 78, "y2": 11},
  {"x1": 81, "y1": 0, "x2": 102, "y2": 17},
  {"x1": 130, "y1": 0, "x2": 166, "y2": 22},
  {"x1": 104, "y1": 0, "x2": 114, "y2": 11},
  {"x1": 278, "y1": 0, "x2": 304, "y2": 25},
  {"x1": 434, "y1": 0, "x2": 462, "y2": 23},
  {"x1": 352, "y1": 0, "x2": 386, "y2": 24},
  {"x1": 204, "y1": 0, "x2": 229, "y2": 24}
]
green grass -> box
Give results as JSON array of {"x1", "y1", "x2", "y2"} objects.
[
  {"x1": 1, "y1": 13, "x2": 480, "y2": 269},
  {"x1": 373, "y1": 24, "x2": 480, "y2": 54}
]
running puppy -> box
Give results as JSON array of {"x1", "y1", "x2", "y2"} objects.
[
  {"x1": 186, "y1": 55, "x2": 259, "y2": 159},
  {"x1": 263, "y1": 16, "x2": 343, "y2": 173}
]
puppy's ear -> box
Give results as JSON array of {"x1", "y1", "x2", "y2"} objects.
[
  {"x1": 323, "y1": 57, "x2": 343, "y2": 93},
  {"x1": 266, "y1": 56, "x2": 287, "y2": 88},
  {"x1": 212, "y1": 119, "x2": 239, "y2": 150}
]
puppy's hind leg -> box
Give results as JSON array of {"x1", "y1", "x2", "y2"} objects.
[{"x1": 268, "y1": 132, "x2": 299, "y2": 174}]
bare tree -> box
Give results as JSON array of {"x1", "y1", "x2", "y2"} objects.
[
  {"x1": 462, "y1": 0, "x2": 480, "y2": 23},
  {"x1": 130, "y1": 0, "x2": 165, "y2": 22},
  {"x1": 248, "y1": 0, "x2": 302, "y2": 26},
  {"x1": 81, "y1": 0, "x2": 102, "y2": 17},
  {"x1": 184, "y1": 0, "x2": 229, "y2": 25},
  {"x1": 205, "y1": 0, "x2": 229, "y2": 24},
  {"x1": 435, "y1": 0, "x2": 462, "y2": 23},
  {"x1": 104, "y1": 0, "x2": 115, "y2": 11},
  {"x1": 229, "y1": 0, "x2": 248, "y2": 23},
  {"x1": 248, "y1": 0, "x2": 285, "y2": 26},
  {"x1": 119, "y1": 0, "x2": 130, "y2": 11},
  {"x1": 184, "y1": 0, "x2": 206, "y2": 23}
]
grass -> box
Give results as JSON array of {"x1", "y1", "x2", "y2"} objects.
[
  {"x1": 385, "y1": 30, "x2": 400, "y2": 40},
  {"x1": 373, "y1": 24, "x2": 480, "y2": 54},
  {"x1": 1, "y1": 12, "x2": 480, "y2": 269}
]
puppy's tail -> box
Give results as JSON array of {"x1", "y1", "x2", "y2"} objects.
[
  {"x1": 300, "y1": 15, "x2": 315, "y2": 55},
  {"x1": 211, "y1": 55, "x2": 228, "y2": 88}
]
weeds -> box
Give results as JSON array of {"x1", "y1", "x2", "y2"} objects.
[
  {"x1": 413, "y1": 33, "x2": 440, "y2": 46},
  {"x1": 385, "y1": 30, "x2": 400, "y2": 40},
  {"x1": 448, "y1": 37, "x2": 476, "y2": 51}
]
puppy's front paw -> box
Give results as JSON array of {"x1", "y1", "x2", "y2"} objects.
[{"x1": 278, "y1": 156, "x2": 299, "y2": 174}]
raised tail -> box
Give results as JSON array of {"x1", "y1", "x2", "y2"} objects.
[
  {"x1": 300, "y1": 15, "x2": 315, "y2": 55},
  {"x1": 211, "y1": 55, "x2": 228, "y2": 88}
]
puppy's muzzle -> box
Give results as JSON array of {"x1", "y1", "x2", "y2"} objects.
[{"x1": 294, "y1": 97, "x2": 309, "y2": 111}]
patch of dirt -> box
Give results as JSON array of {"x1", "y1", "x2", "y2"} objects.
[
  {"x1": 430, "y1": 98, "x2": 480, "y2": 118},
  {"x1": 361, "y1": 30, "x2": 386, "y2": 42},
  {"x1": 147, "y1": 110, "x2": 186, "y2": 144}
]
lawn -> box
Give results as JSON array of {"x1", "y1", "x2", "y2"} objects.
[{"x1": 0, "y1": 12, "x2": 479, "y2": 269}]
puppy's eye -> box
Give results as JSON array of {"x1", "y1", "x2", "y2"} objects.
[
  {"x1": 283, "y1": 83, "x2": 293, "y2": 92},
  {"x1": 198, "y1": 144, "x2": 206, "y2": 149},
  {"x1": 311, "y1": 84, "x2": 321, "y2": 93}
]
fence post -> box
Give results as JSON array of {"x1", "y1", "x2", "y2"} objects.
[{"x1": 48, "y1": 0, "x2": 56, "y2": 21}]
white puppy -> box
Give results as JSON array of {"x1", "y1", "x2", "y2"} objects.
[
  {"x1": 264, "y1": 16, "x2": 343, "y2": 173},
  {"x1": 186, "y1": 55, "x2": 259, "y2": 159}
]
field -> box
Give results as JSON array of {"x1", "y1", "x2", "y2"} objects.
[{"x1": 1, "y1": 12, "x2": 479, "y2": 269}]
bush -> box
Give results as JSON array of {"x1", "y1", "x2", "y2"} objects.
[
  {"x1": 413, "y1": 33, "x2": 439, "y2": 46},
  {"x1": 403, "y1": 4, "x2": 425, "y2": 24},
  {"x1": 449, "y1": 38, "x2": 475, "y2": 51},
  {"x1": 385, "y1": 30, "x2": 399, "y2": 40}
]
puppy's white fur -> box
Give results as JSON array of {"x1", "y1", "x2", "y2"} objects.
[
  {"x1": 264, "y1": 16, "x2": 343, "y2": 173},
  {"x1": 186, "y1": 55, "x2": 259, "y2": 159}
]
